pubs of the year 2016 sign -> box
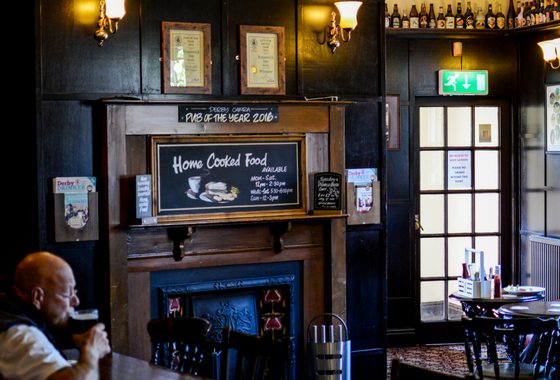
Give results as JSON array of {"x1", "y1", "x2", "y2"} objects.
[{"x1": 152, "y1": 136, "x2": 304, "y2": 219}]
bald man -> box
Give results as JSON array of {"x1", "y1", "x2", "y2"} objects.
[{"x1": 0, "y1": 252, "x2": 111, "y2": 380}]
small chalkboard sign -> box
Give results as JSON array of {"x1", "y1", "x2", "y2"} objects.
[
  {"x1": 313, "y1": 172, "x2": 342, "y2": 212},
  {"x1": 151, "y1": 135, "x2": 306, "y2": 222},
  {"x1": 136, "y1": 175, "x2": 152, "y2": 219},
  {"x1": 179, "y1": 105, "x2": 279, "y2": 123}
]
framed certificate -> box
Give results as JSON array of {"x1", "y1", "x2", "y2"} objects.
[
  {"x1": 161, "y1": 22, "x2": 212, "y2": 94},
  {"x1": 239, "y1": 25, "x2": 285, "y2": 95}
]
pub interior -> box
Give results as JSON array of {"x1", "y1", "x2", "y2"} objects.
[{"x1": 4, "y1": 0, "x2": 560, "y2": 379}]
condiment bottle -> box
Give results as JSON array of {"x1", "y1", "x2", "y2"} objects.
[{"x1": 494, "y1": 265, "x2": 502, "y2": 297}]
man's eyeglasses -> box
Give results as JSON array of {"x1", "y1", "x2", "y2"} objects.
[{"x1": 44, "y1": 288, "x2": 78, "y2": 300}]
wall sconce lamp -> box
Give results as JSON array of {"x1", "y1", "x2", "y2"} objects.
[
  {"x1": 94, "y1": 0, "x2": 126, "y2": 47},
  {"x1": 538, "y1": 38, "x2": 560, "y2": 69},
  {"x1": 328, "y1": 1, "x2": 362, "y2": 53}
]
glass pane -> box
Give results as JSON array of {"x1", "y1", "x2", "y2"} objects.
[
  {"x1": 475, "y1": 107, "x2": 499, "y2": 147},
  {"x1": 421, "y1": 238, "x2": 445, "y2": 277},
  {"x1": 475, "y1": 236, "x2": 499, "y2": 274},
  {"x1": 448, "y1": 107, "x2": 472, "y2": 147},
  {"x1": 420, "y1": 107, "x2": 444, "y2": 147},
  {"x1": 448, "y1": 280, "x2": 463, "y2": 320},
  {"x1": 420, "y1": 194, "x2": 444, "y2": 234},
  {"x1": 448, "y1": 194, "x2": 472, "y2": 233},
  {"x1": 420, "y1": 151, "x2": 444, "y2": 190},
  {"x1": 475, "y1": 150, "x2": 499, "y2": 190},
  {"x1": 475, "y1": 193, "x2": 500, "y2": 233},
  {"x1": 421, "y1": 281, "x2": 445, "y2": 321},
  {"x1": 448, "y1": 236, "x2": 473, "y2": 277}
]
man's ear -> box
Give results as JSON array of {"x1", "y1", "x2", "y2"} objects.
[{"x1": 30, "y1": 287, "x2": 44, "y2": 310}]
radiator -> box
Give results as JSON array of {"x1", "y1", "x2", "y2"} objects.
[{"x1": 530, "y1": 235, "x2": 560, "y2": 301}]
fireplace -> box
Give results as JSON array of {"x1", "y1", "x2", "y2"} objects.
[{"x1": 151, "y1": 262, "x2": 302, "y2": 379}]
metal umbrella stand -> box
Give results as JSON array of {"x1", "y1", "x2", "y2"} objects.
[{"x1": 307, "y1": 313, "x2": 351, "y2": 380}]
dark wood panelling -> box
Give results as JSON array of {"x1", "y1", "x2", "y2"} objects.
[
  {"x1": 387, "y1": 106, "x2": 410, "y2": 200},
  {"x1": 41, "y1": 0, "x2": 141, "y2": 95},
  {"x1": 344, "y1": 102, "x2": 380, "y2": 168}
]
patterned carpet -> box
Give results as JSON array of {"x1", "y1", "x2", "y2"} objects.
[{"x1": 386, "y1": 344, "x2": 472, "y2": 379}]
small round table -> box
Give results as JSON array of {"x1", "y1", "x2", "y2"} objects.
[
  {"x1": 498, "y1": 301, "x2": 560, "y2": 318},
  {"x1": 449, "y1": 292, "x2": 546, "y2": 318}
]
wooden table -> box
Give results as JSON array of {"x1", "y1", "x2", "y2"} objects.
[
  {"x1": 449, "y1": 291, "x2": 545, "y2": 318},
  {"x1": 98, "y1": 353, "x2": 210, "y2": 380},
  {"x1": 498, "y1": 301, "x2": 560, "y2": 318}
]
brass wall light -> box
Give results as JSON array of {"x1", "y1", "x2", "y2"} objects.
[
  {"x1": 538, "y1": 38, "x2": 560, "y2": 69},
  {"x1": 94, "y1": 0, "x2": 126, "y2": 46},
  {"x1": 328, "y1": 1, "x2": 362, "y2": 53}
]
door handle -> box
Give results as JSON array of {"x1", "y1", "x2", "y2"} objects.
[{"x1": 415, "y1": 215, "x2": 424, "y2": 231}]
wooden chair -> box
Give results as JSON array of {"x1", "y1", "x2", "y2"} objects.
[
  {"x1": 391, "y1": 357, "x2": 476, "y2": 380},
  {"x1": 219, "y1": 326, "x2": 292, "y2": 380},
  {"x1": 462, "y1": 316, "x2": 558, "y2": 380},
  {"x1": 147, "y1": 316, "x2": 211, "y2": 375}
]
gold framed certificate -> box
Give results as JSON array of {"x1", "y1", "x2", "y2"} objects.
[
  {"x1": 239, "y1": 25, "x2": 285, "y2": 95},
  {"x1": 161, "y1": 22, "x2": 212, "y2": 94}
]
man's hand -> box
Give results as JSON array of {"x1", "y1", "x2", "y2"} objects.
[
  {"x1": 73, "y1": 323, "x2": 111, "y2": 363},
  {"x1": 48, "y1": 323, "x2": 111, "y2": 380}
]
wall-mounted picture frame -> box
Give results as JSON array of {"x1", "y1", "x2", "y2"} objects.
[
  {"x1": 386, "y1": 94, "x2": 400, "y2": 150},
  {"x1": 161, "y1": 22, "x2": 212, "y2": 94},
  {"x1": 239, "y1": 25, "x2": 285, "y2": 95},
  {"x1": 546, "y1": 84, "x2": 560, "y2": 153}
]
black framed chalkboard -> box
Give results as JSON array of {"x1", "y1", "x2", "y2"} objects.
[{"x1": 151, "y1": 135, "x2": 306, "y2": 221}]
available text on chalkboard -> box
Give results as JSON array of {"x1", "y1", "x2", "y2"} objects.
[
  {"x1": 152, "y1": 136, "x2": 305, "y2": 218},
  {"x1": 179, "y1": 105, "x2": 279, "y2": 123}
]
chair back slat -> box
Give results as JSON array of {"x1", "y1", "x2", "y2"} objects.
[
  {"x1": 462, "y1": 316, "x2": 558, "y2": 380},
  {"x1": 219, "y1": 326, "x2": 292, "y2": 380},
  {"x1": 147, "y1": 316, "x2": 211, "y2": 376}
]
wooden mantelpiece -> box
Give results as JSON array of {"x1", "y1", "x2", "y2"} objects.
[{"x1": 100, "y1": 101, "x2": 348, "y2": 357}]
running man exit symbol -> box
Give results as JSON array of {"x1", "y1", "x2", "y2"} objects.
[{"x1": 438, "y1": 70, "x2": 488, "y2": 95}]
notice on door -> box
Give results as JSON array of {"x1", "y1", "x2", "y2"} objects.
[{"x1": 448, "y1": 151, "x2": 471, "y2": 189}]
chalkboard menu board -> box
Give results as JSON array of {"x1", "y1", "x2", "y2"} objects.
[
  {"x1": 313, "y1": 172, "x2": 342, "y2": 211},
  {"x1": 151, "y1": 136, "x2": 305, "y2": 220}
]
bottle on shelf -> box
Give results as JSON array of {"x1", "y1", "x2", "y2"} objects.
[
  {"x1": 410, "y1": 3, "x2": 420, "y2": 27},
  {"x1": 530, "y1": 2, "x2": 537, "y2": 25},
  {"x1": 402, "y1": 9, "x2": 410, "y2": 27},
  {"x1": 455, "y1": 2, "x2": 465, "y2": 27},
  {"x1": 517, "y1": 1, "x2": 525, "y2": 26},
  {"x1": 437, "y1": 6, "x2": 446, "y2": 27},
  {"x1": 486, "y1": 3, "x2": 496, "y2": 28},
  {"x1": 428, "y1": 3, "x2": 437, "y2": 27},
  {"x1": 475, "y1": 6, "x2": 486, "y2": 28},
  {"x1": 496, "y1": 4, "x2": 506, "y2": 28},
  {"x1": 507, "y1": 0, "x2": 517, "y2": 27},
  {"x1": 391, "y1": 4, "x2": 401, "y2": 28},
  {"x1": 445, "y1": 4, "x2": 455, "y2": 28},
  {"x1": 465, "y1": 2, "x2": 475, "y2": 28},
  {"x1": 554, "y1": 1, "x2": 559, "y2": 19},
  {"x1": 545, "y1": 0, "x2": 552, "y2": 21},
  {"x1": 524, "y1": 1, "x2": 531, "y2": 25},
  {"x1": 419, "y1": 1, "x2": 429, "y2": 27},
  {"x1": 385, "y1": 3, "x2": 391, "y2": 27}
]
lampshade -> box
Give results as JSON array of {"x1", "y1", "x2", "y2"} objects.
[
  {"x1": 334, "y1": 1, "x2": 362, "y2": 30},
  {"x1": 105, "y1": 0, "x2": 126, "y2": 19},
  {"x1": 555, "y1": 38, "x2": 560, "y2": 60},
  {"x1": 538, "y1": 39, "x2": 558, "y2": 62}
]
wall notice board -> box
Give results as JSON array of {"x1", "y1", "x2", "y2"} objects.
[{"x1": 151, "y1": 135, "x2": 307, "y2": 222}]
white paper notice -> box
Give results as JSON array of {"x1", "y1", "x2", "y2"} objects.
[{"x1": 448, "y1": 151, "x2": 471, "y2": 189}]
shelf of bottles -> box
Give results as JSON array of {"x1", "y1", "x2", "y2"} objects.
[{"x1": 385, "y1": 0, "x2": 560, "y2": 33}]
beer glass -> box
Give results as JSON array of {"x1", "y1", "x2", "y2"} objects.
[{"x1": 71, "y1": 309, "x2": 99, "y2": 334}]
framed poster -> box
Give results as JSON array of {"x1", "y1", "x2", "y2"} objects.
[
  {"x1": 546, "y1": 84, "x2": 560, "y2": 152},
  {"x1": 239, "y1": 25, "x2": 285, "y2": 95},
  {"x1": 151, "y1": 135, "x2": 306, "y2": 223},
  {"x1": 161, "y1": 22, "x2": 212, "y2": 94}
]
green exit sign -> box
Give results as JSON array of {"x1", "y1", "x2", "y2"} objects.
[{"x1": 438, "y1": 70, "x2": 488, "y2": 95}]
